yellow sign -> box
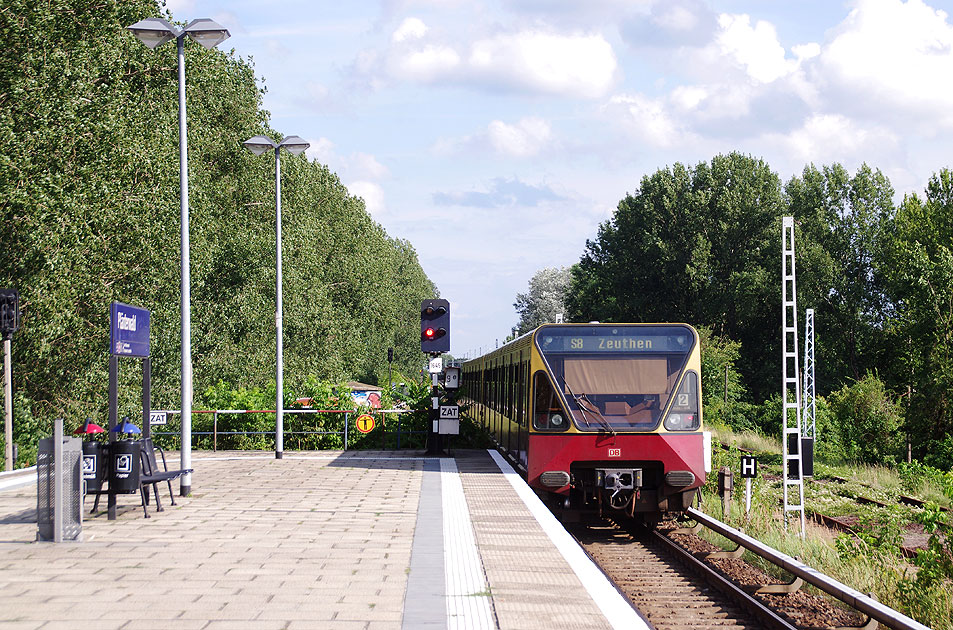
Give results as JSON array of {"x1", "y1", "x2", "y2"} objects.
[{"x1": 356, "y1": 414, "x2": 375, "y2": 433}]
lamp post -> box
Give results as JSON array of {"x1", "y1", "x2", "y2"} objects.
[
  {"x1": 242, "y1": 135, "x2": 310, "y2": 459},
  {"x1": 127, "y1": 17, "x2": 230, "y2": 495}
]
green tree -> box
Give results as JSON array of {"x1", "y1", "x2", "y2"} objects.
[
  {"x1": 0, "y1": 0, "x2": 436, "y2": 438},
  {"x1": 697, "y1": 326, "x2": 748, "y2": 431},
  {"x1": 513, "y1": 266, "x2": 571, "y2": 334},
  {"x1": 785, "y1": 163, "x2": 895, "y2": 390},
  {"x1": 881, "y1": 169, "x2": 953, "y2": 459},
  {"x1": 566, "y1": 152, "x2": 783, "y2": 400},
  {"x1": 826, "y1": 374, "x2": 902, "y2": 465}
]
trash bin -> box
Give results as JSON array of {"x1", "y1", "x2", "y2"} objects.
[
  {"x1": 108, "y1": 440, "x2": 141, "y2": 494},
  {"x1": 81, "y1": 441, "x2": 105, "y2": 493},
  {"x1": 36, "y1": 418, "x2": 83, "y2": 542}
]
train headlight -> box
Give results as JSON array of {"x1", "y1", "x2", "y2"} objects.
[
  {"x1": 664, "y1": 413, "x2": 699, "y2": 431},
  {"x1": 550, "y1": 414, "x2": 564, "y2": 427}
]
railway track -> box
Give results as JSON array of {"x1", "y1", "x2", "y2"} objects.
[
  {"x1": 571, "y1": 521, "x2": 779, "y2": 629},
  {"x1": 569, "y1": 509, "x2": 934, "y2": 630}
]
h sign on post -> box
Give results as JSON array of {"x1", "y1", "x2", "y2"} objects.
[
  {"x1": 740, "y1": 455, "x2": 758, "y2": 478},
  {"x1": 740, "y1": 455, "x2": 758, "y2": 516}
]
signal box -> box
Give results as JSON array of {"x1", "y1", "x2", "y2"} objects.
[
  {"x1": 420, "y1": 299, "x2": 450, "y2": 354},
  {"x1": 0, "y1": 289, "x2": 19, "y2": 340}
]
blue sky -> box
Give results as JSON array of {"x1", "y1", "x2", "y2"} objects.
[{"x1": 166, "y1": 0, "x2": 953, "y2": 358}]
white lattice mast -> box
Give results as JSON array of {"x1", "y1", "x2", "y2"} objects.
[
  {"x1": 802, "y1": 308, "x2": 816, "y2": 441},
  {"x1": 781, "y1": 217, "x2": 806, "y2": 537}
]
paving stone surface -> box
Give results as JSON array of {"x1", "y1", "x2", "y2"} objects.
[
  {"x1": 454, "y1": 451, "x2": 613, "y2": 630},
  {"x1": 1, "y1": 449, "x2": 622, "y2": 630},
  {"x1": 0, "y1": 452, "x2": 421, "y2": 630}
]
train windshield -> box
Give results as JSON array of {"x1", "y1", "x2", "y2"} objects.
[{"x1": 535, "y1": 324, "x2": 697, "y2": 432}]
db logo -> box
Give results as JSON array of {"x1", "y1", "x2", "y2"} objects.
[{"x1": 608, "y1": 448, "x2": 621, "y2": 458}]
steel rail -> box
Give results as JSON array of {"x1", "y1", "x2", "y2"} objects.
[
  {"x1": 648, "y1": 528, "x2": 798, "y2": 630},
  {"x1": 686, "y1": 507, "x2": 931, "y2": 630}
]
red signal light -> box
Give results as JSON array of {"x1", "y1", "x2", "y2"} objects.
[{"x1": 425, "y1": 327, "x2": 436, "y2": 339}]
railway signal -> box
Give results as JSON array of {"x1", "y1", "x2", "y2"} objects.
[
  {"x1": 0, "y1": 289, "x2": 19, "y2": 339},
  {"x1": 420, "y1": 299, "x2": 450, "y2": 353}
]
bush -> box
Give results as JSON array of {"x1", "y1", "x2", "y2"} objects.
[
  {"x1": 923, "y1": 432, "x2": 953, "y2": 471},
  {"x1": 827, "y1": 374, "x2": 903, "y2": 465},
  {"x1": 0, "y1": 391, "x2": 48, "y2": 468},
  {"x1": 699, "y1": 327, "x2": 749, "y2": 431}
]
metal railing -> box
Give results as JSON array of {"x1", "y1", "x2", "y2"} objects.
[
  {"x1": 150, "y1": 408, "x2": 421, "y2": 451},
  {"x1": 685, "y1": 507, "x2": 931, "y2": 630}
]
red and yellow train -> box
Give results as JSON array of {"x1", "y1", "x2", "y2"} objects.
[{"x1": 461, "y1": 323, "x2": 711, "y2": 525}]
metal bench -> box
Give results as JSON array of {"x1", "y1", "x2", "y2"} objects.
[{"x1": 138, "y1": 437, "x2": 191, "y2": 518}]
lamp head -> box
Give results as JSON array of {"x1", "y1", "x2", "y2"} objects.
[
  {"x1": 278, "y1": 135, "x2": 310, "y2": 155},
  {"x1": 127, "y1": 17, "x2": 180, "y2": 49},
  {"x1": 243, "y1": 135, "x2": 277, "y2": 156},
  {"x1": 183, "y1": 18, "x2": 231, "y2": 49}
]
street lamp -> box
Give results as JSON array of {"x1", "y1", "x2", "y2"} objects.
[
  {"x1": 242, "y1": 134, "x2": 310, "y2": 460},
  {"x1": 128, "y1": 17, "x2": 230, "y2": 495}
]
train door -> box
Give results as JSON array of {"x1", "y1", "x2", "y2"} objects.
[
  {"x1": 506, "y1": 354, "x2": 514, "y2": 457},
  {"x1": 480, "y1": 360, "x2": 487, "y2": 430},
  {"x1": 521, "y1": 358, "x2": 530, "y2": 467},
  {"x1": 499, "y1": 358, "x2": 506, "y2": 451},
  {"x1": 492, "y1": 359, "x2": 500, "y2": 444},
  {"x1": 515, "y1": 351, "x2": 525, "y2": 467}
]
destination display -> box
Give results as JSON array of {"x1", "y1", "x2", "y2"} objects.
[{"x1": 536, "y1": 325, "x2": 694, "y2": 354}]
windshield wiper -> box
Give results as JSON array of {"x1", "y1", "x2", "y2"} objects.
[{"x1": 563, "y1": 379, "x2": 615, "y2": 435}]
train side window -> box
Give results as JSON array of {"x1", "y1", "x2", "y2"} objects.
[{"x1": 533, "y1": 370, "x2": 569, "y2": 431}]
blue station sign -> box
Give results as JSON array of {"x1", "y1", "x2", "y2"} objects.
[{"x1": 110, "y1": 302, "x2": 150, "y2": 357}]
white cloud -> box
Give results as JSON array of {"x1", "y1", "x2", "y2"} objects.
[
  {"x1": 669, "y1": 85, "x2": 708, "y2": 112},
  {"x1": 715, "y1": 14, "x2": 795, "y2": 83},
  {"x1": 351, "y1": 153, "x2": 390, "y2": 179},
  {"x1": 606, "y1": 94, "x2": 692, "y2": 147},
  {"x1": 305, "y1": 137, "x2": 336, "y2": 165},
  {"x1": 487, "y1": 117, "x2": 552, "y2": 157},
  {"x1": 348, "y1": 181, "x2": 386, "y2": 217},
  {"x1": 792, "y1": 42, "x2": 820, "y2": 61},
  {"x1": 391, "y1": 44, "x2": 461, "y2": 81},
  {"x1": 657, "y1": 5, "x2": 699, "y2": 32},
  {"x1": 763, "y1": 114, "x2": 901, "y2": 171},
  {"x1": 306, "y1": 138, "x2": 390, "y2": 181},
  {"x1": 392, "y1": 17, "x2": 428, "y2": 42},
  {"x1": 468, "y1": 31, "x2": 617, "y2": 97},
  {"x1": 817, "y1": 0, "x2": 953, "y2": 127},
  {"x1": 431, "y1": 117, "x2": 554, "y2": 158},
  {"x1": 380, "y1": 21, "x2": 617, "y2": 97}
]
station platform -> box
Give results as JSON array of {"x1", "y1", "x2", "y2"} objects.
[{"x1": 0, "y1": 449, "x2": 649, "y2": 630}]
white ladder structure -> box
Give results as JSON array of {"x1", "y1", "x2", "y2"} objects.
[
  {"x1": 802, "y1": 308, "x2": 816, "y2": 442},
  {"x1": 781, "y1": 217, "x2": 806, "y2": 537}
]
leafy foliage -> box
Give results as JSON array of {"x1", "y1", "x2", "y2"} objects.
[
  {"x1": 880, "y1": 169, "x2": 953, "y2": 461},
  {"x1": 697, "y1": 326, "x2": 749, "y2": 431},
  {"x1": 0, "y1": 0, "x2": 435, "y2": 439},
  {"x1": 566, "y1": 153, "x2": 783, "y2": 400},
  {"x1": 826, "y1": 374, "x2": 902, "y2": 465},
  {"x1": 513, "y1": 266, "x2": 571, "y2": 335}
]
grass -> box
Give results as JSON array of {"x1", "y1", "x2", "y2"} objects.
[{"x1": 700, "y1": 426, "x2": 953, "y2": 630}]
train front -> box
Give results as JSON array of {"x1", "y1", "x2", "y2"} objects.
[{"x1": 528, "y1": 323, "x2": 711, "y2": 524}]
